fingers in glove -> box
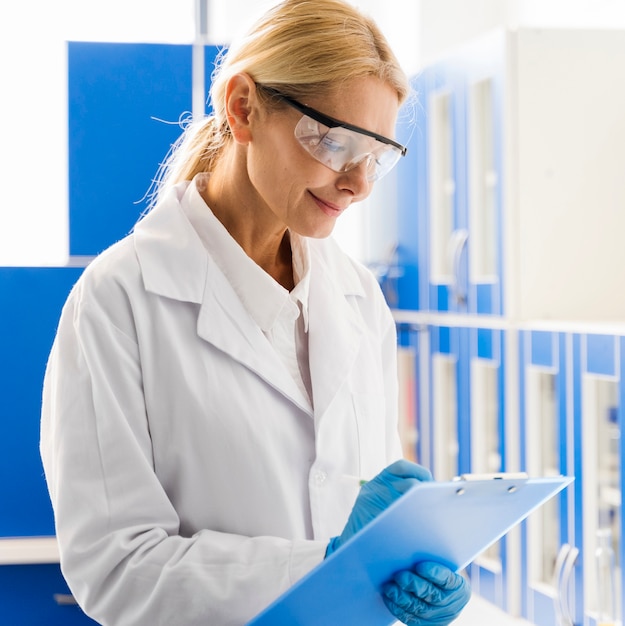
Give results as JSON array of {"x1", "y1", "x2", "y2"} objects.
[{"x1": 413, "y1": 562, "x2": 468, "y2": 594}]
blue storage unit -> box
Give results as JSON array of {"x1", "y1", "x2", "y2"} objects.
[
  {"x1": 416, "y1": 61, "x2": 466, "y2": 314},
  {"x1": 409, "y1": 32, "x2": 505, "y2": 317},
  {"x1": 466, "y1": 326, "x2": 509, "y2": 609},
  {"x1": 391, "y1": 76, "x2": 425, "y2": 311},
  {"x1": 0, "y1": 266, "x2": 97, "y2": 624},
  {"x1": 0, "y1": 40, "x2": 226, "y2": 625},
  {"x1": 427, "y1": 324, "x2": 471, "y2": 480},
  {"x1": 519, "y1": 329, "x2": 575, "y2": 625},
  {"x1": 0, "y1": 267, "x2": 84, "y2": 537},
  {"x1": 395, "y1": 322, "x2": 426, "y2": 464},
  {"x1": 68, "y1": 42, "x2": 220, "y2": 256},
  {"x1": 390, "y1": 25, "x2": 625, "y2": 625},
  {"x1": 573, "y1": 332, "x2": 623, "y2": 625},
  {"x1": 0, "y1": 564, "x2": 98, "y2": 625}
]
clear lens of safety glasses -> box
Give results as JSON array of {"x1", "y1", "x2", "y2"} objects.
[
  {"x1": 294, "y1": 115, "x2": 403, "y2": 182},
  {"x1": 257, "y1": 85, "x2": 407, "y2": 182}
]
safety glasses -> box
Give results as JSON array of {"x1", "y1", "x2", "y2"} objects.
[{"x1": 259, "y1": 85, "x2": 407, "y2": 182}]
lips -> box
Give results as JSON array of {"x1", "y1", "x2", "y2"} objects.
[{"x1": 310, "y1": 192, "x2": 346, "y2": 217}]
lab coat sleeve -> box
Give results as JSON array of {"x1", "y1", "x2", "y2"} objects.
[{"x1": 40, "y1": 287, "x2": 326, "y2": 626}]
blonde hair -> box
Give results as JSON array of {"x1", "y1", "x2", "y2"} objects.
[{"x1": 148, "y1": 0, "x2": 409, "y2": 207}]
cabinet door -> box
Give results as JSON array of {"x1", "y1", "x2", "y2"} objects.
[
  {"x1": 463, "y1": 32, "x2": 505, "y2": 316},
  {"x1": 68, "y1": 43, "x2": 220, "y2": 257},
  {"x1": 0, "y1": 563, "x2": 97, "y2": 625},
  {"x1": 422, "y1": 63, "x2": 467, "y2": 314},
  {"x1": 428, "y1": 325, "x2": 470, "y2": 480},
  {"x1": 0, "y1": 267, "x2": 85, "y2": 537},
  {"x1": 575, "y1": 333, "x2": 623, "y2": 626},
  {"x1": 520, "y1": 330, "x2": 575, "y2": 625},
  {"x1": 467, "y1": 327, "x2": 508, "y2": 608},
  {"x1": 391, "y1": 75, "x2": 426, "y2": 312},
  {"x1": 396, "y1": 324, "x2": 426, "y2": 464}
]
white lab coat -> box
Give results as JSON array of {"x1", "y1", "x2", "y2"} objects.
[{"x1": 40, "y1": 180, "x2": 402, "y2": 626}]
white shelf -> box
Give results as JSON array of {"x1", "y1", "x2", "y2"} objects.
[{"x1": 0, "y1": 536, "x2": 59, "y2": 565}]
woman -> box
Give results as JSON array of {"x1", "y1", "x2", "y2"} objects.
[{"x1": 40, "y1": 1, "x2": 470, "y2": 624}]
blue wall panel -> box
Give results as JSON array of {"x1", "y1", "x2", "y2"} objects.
[
  {"x1": 393, "y1": 76, "x2": 423, "y2": 311},
  {"x1": 68, "y1": 42, "x2": 194, "y2": 256},
  {"x1": 0, "y1": 267, "x2": 84, "y2": 536},
  {"x1": 585, "y1": 333, "x2": 616, "y2": 376}
]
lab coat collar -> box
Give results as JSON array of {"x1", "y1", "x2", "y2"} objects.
[
  {"x1": 180, "y1": 178, "x2": 311, "y2": 334},
  {"x1": 133, "y1": 182, "x2": 207, "y2": 304},
  {"x1": 134, "y1": 181, "x2": 313, "y2": 414},
  {"x1": 134, "y1": 180, "x2": 367, "y2": 419}
]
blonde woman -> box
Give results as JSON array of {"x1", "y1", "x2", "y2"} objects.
[{"x1": 41, "y1": 1, "x2": 470, "y2": 624}]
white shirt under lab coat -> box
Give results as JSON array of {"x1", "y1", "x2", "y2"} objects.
[{"x1": 40, "y1": 178, "x2": 402, "y2": 625}]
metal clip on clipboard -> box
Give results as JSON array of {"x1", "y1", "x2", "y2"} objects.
[{"x1": 249, "y1": 472, "x2": 573, "y2": 626}]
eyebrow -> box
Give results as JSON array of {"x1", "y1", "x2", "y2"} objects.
[{"x1": 258, "y1": 85, "x2": 407, "y2": 155}]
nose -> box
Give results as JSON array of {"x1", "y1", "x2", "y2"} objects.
[{"x1": 336, "y1": 157, "x2": 373, "y2": 199}]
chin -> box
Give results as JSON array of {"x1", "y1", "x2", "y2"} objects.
[{"x1": 301, "y1": 223, "x2": 336, "y2": 240}]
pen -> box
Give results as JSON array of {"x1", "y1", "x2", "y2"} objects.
[{"x1": 342, "y1": 474, "x2": 368, "y2": 486}]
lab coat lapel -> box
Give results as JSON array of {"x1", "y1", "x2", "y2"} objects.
[
  {"x1": 196, "y1": 257, "x2": 313, "y2": 416},
  {"x1": 307, "y1": 243, "x2": 365, "y2": 420},
  {"x1": 135, "y1": 185, "x2": 312, "y2": 415}
]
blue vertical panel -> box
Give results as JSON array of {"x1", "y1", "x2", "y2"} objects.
[
  {"x1": 518, "y1": 331, "x2": 529, "y2": 617},
  {"x1": 557, "y1": 333, "x2": 571, "y2": 536},
  {"x1": 571, "y1": 333, "x2": 584, "y2": 625},
  {"x1": 469, "y1": 327, "x2": 507, "y2": 609},
  {"x1": 68, "y1": 42, "x2": 193, "y2": 255},
  {"x1": 393, "y1": 75, "x2": 422, "y2": 310},
  {"x1": 475, "y1": 285, "x2": 493, "y2": 315},
  {"x1": 521, "y1": 330, "x2": 574, "y2": 626},
  {"x1": 586, "y1": 333, "x2": 616, "y2": 376},
  {"x1": 531, "y1": 330, "x2": 554, "y2": 368},
  {"x1": 457, "y1": 327, "x2": 471, "y2": 474},
  {"x1": 0, "y1": 267, "x2": 84, "y2": 536},
  {"x1": 620, "y1": 335, "x2": 625, "y2": 610},
  {"x1": 463, "y1": 31, "x2": 505, "y2": 316},
  {"x1": 477, "y1": 327, "x2": 493, "y2": 360},
  {"x1": 203, "y1": 44, "x2": 221, "y2": 116},
  {"x1": 423, "y1": 61, "x2": 466, "y2": 314}
]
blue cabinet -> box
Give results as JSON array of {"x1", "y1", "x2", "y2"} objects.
[
  {"x1": 390, "y1": 26, "x2": 625, "y2": 623},
  {"x1": 0, "y1": 267, "x2": 97, "y2": 624},
  {"x1": 68, "y1": 42, "x2": 219, "y2": 257},
  {"x1": 0, "y1": 564, "x2": 98, "y2": 625},
  {"x1": 427, "y1": 324, "x2": 471, "y2": 480},
  {"x1": 573, "y1": 332, "x2": 623, "y2": 625},
  {"x1": 396, "y1": 323, "x2": 426, "y2": 464},
  {"x1": 0, "y1": 267, "x2": 84, "y2": 537},
  {"x1": 410, "y1": 32, "x2": 504, "y2": 316},
  {"x1": 519, "y1": 330, "x2": 575, "y2": 625},
  {"x1": 466, "y1": 327, "x2": 509, "y2": 608}
]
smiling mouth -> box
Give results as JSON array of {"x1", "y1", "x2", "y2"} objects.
[{"x1": 310, "y1": 192, "x2": 345, "y2": 216}]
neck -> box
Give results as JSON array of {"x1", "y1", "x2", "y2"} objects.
[{"x1": 195, "y1": 168, "x2": 295, "y2": 290}]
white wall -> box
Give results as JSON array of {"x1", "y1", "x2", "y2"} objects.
[{"x1": 3, "y1": 0, "x2": 625, "y2": 265}]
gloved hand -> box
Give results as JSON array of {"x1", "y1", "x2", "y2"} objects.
[
  {"x1": 326, "y1": 459, "x2": 432, "y2": 557},
  {"x1": 381, "y1": 561, "x2": 471, "y2": 626}
]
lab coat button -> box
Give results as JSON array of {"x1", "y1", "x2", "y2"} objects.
[{"x1": 314, "y1": 470, "x2": 327, "y2": 485}]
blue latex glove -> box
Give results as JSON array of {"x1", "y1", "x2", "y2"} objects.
[
  {"x1": 381, "y1": 561, "x2": 471, "y2": 626},
  {"x1": 326, "y1": 460, "x2": 432, "y2": 557}
]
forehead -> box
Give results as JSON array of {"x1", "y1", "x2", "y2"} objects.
[{"x1": 303, "y1": 76, "x2": 400, "y2": 138}]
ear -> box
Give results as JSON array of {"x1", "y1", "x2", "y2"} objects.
[{"x1": 224, "y1": 73, "x2": 258, "y2": 144}]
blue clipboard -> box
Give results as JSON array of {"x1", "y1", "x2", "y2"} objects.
[{"x1": 248, "y1": 473, "x2": 573, "y2": 625}]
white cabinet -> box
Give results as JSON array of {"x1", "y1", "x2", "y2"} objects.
[
  {"x1": 391, "y1": 24, "x2": 625, "y2": 626},
  {"x1": 406, "y1": 28, "x2": 625, "y2": 322}
]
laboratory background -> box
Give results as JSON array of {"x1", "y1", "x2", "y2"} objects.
[{"x1": 1, "y1": 0, "x2": 625, "y2": 624}]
